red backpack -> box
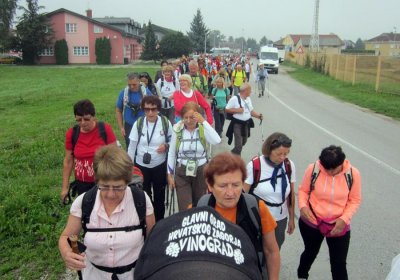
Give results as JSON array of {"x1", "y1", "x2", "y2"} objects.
[{"x1": 249, "y1": 157, "x2": 293, "y2": 206}]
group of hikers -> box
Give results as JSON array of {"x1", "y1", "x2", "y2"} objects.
[{"x1": 58, "y1": 54, "x2": 362, "y2": 280}]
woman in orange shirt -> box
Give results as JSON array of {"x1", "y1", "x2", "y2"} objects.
[
  {"x1": 297, "y1": 145, "x2": 361, "y2": 280},
  {"x1": 201, "y1": 152, "x2": 280, "y2": 280}
]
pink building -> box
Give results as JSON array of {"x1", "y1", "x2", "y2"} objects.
[{"x1": 39, "y1": 8, "x2": 143, "y2": 64}]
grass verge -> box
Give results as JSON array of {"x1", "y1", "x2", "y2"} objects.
[
  {"x1": 284, "y1": 62, "x2": 400, "y2": 120},
  {"x1": 0, "y1": 65, "x2": 157, "y2": 279}
]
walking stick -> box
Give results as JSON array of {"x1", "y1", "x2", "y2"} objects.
[
  {"x1": 69, "y1": 235, "x2": 83, "y2": 280},
  {"x1": 267, "y1": 78, "x2": 270, "y2": 98},
  {"x1": 260, "y1": 117, "x2": 264, "y2": 143}
]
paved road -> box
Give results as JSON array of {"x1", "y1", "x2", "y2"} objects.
[{"x1": 213, "y1": 62, "x2": 400, "y2": 279}]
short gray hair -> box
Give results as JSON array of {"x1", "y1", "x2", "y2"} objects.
[
  {"x1": 127, "y1": 72, "x2": 140, "y2": 80},
  {"x1": 240, "y1": 82, "x2": 251, "y2": 93}
]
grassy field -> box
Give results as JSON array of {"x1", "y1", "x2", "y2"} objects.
[
  {"x1": 0, "y1": 65, "x2": 158, "y2": 279},
  {"x1": 0, "y1": 63, "x2": 399, "y2": 279},
  {"x1": 284, "y1": 62, "x2": 400, "y2": 119}
]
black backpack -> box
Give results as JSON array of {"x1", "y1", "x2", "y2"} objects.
[
  {"x1": 81, "y1": 184, "x2": 147, "y2": 238},
  {"x1": 71, "y1": 121, "x2": 107, "y2": 155}
]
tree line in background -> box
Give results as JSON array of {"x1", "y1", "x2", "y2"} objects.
[
  {"x1": 1, "y1": 2, "x2": 367, "y2": 64},
  {"x1": 141, "y1": 9, "x2": 274, "y2": 60}
]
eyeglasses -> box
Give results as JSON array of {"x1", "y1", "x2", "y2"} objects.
[
  {"x1": 143, "y1": 107, "x2": 158, "y2": 113},
  {"x1": 75, "y1": 116, "x2": 92, "y2": 123},
  {"x1": 270, "y1": 136, "x2": 292, "y2": 148},
  {"x1": 97, "y1": 184, "x2": 127, "y2": 192}
]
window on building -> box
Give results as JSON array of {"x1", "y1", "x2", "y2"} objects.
[
  {"x1": 66, "y1": 23, "x2": 77, "y2": 33},
  {"x1": 374, "y1": 44, "x2": 380, "y2": 49},
  {"x1": 73, "y1": 46, "x2": 89, "y2": 56},
  {"x1": 94, "y1": 25, "x2": 103, "y2": 33},
  {"x1": 39, "y1": 47, "x2": 54, "y2": 56}
]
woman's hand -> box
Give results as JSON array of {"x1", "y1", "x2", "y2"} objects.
[
  {"x1": 193, "y1": 112, "x2": 205, "y2": 124},
  {"x1": 287, "y1": 217, "x2": 295, "y2": 235},
  {"x1": 330, "y1": 218, "x2": 346, "y2": 236},
  {"x1": 300, "y1": 207, "x2": 317, "y2": 223},
  {"x1": 167, "y1": 174, "x2": 175, "y2": 189},
  {"x1": 61, "y1": 249, "x2": 86, "y2": 271},
  {"x1": 156, "y1": 143, "x2": 168, "y2": 154}
]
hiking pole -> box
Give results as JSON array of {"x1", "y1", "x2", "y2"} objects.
[
  {"x1": 260, "y1": 116, "x2": 264, "y2": 143},
  {"x1": 69, "y1": 235, "x2": 83, "y2": 280},
  {"x1": 267, "y1": 78, "x2": 270, "y2": 98}
]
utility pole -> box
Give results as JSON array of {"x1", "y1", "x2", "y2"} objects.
[{"x1": 310, "y1": 0, "x2": 320, "y2": 53}]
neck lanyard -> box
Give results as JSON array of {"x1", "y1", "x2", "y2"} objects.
[{"x1": 146, "y1": 117, "x2": 158, "y2": 146}]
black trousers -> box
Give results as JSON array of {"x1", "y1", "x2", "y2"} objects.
[
  {"x1": 136, "y1": 161, "x2": 167, "y2": 221},
  {"x1": 297, "y1": 218, "x2": 350, "y2": 280}
]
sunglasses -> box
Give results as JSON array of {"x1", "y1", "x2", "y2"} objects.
[
  {"x1": 271, "y1": 136, "x2": 292, "y2": 148},
  {"x1": 139, "y1": 73, "x2": 150, "y2": 78},
  {"x1": 143, "y1": 107, "x2": 158, "y2": 113}
]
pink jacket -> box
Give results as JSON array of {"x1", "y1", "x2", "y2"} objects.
[
  {"x1": 298, "y1": 159, "x2": 361, "y2": 225},
  {"x1": 173, "y1": 90, "x2": 214, "y2": 125}
]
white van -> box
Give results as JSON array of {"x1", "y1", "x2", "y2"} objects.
[{"x1": 259, "y1": 46, "x2": 279, "y2": 74}]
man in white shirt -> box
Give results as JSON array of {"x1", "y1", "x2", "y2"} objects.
[{"x1": 225, "y1": 83, "x2": 263, "y2": 155}]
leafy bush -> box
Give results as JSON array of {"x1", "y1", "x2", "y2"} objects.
[
  {"x1": 54, "y1": 39, "x2": 68, "y2": 65},
  {"x1": 95, "y1": 37, "x2": 111, "y2": 65}
]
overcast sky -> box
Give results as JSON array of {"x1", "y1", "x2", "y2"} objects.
[{"x1": 24, "y1": 0, "x2": 399, "y2": 42}]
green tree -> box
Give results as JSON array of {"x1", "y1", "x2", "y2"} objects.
[
  {"x1": 0, "y1": 0, "x2": 18, "y2": 51},
  {"x1": 141, "y1": 20, "x2": 159, "y2": 61},
  {"x1": 228, "y1": 36, "x2": 234, "y2": 43},
  {"x1": 95, "y1": 37, "x2": 111, "y2": 64},
  {"x1": 159, "y1": 32, "x2": 191, "y2": 59},
  {"x1": 259, "y1": 36, "x2": 268, "y2": 46},
  {"x1": 246, "y1": 38, "x2": 258, "y2": 51},
  {"x1": 209, "y1": 30, "x2": 225, "y2": 48},
  {"x1": 14, "y1": 0, "x2": 52, "y2": 64},
  {"x1": 54, "y1": 39, "x2": 68, "y2": 65},
  {"x1": 187, "y1": 9, "x2": 209, "y2": 53},
  {"x1": 354, "y1": 38, "x2": 365, "y2": 50}
]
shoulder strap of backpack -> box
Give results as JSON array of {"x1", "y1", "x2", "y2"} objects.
[
  {"x1": 236, "y1": 94, "x2": 242, "y2": 107},
  {"x1": 136, "y1": 116, "x2": 145, "y2": 144},
  {"x1": 198, "y1": 123, "x2": 208, "y2": 159},
  {"x1": 71, "y1": 124, "x2": 80, "y2": 155},
  {"x1": 175, "y1": 128, "x2": 183, "y2": 156},
  {"x1": 212, "y1": 87, "x2": 217, "y2": 96},
  {"x1": 242, "y1": 193, "x2": 263, "y2": 271},
  {"x1": 160, "y1": 77, "x2": 165, "y2": 89},
  {"x1": 197, "y1": 193, "x2": 212, "y2": 207},
  {"x1": 283, "y1": 158, "x2": 292, "y2": 182},
  {"x1": 130, "y1": 185, "x2": 147, "y2": 238},
  {"x1": 284, "y1": 158, "x2": 292, "y2": 206},
  {"x1": 344, "y1": 168, "x2": 353, "y2": 191},
  {"x1": 310, "y1": 162, "x2": 320, "y2": 192},
  {"x1": 81, "y1": 186, "x2": 99, "y2": 237},
  {"x1": 161, "y1": 115, "x2": 170, "y2": 144},
  {"x1": 97, "y1": 121, "x2": 107, "y2": 144},
  {"x1": 199, "y1": 75, "x2": 204, "y2": 87},
  {"x1": 249, "y1": 156, "x2": 261, "y2": 194},
  {"x1": 242, "y1": 193, "x2": 261, "y2": 233},
  {"x1": 224, "y1": 88, "x2": 229, "y2": 96}
]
